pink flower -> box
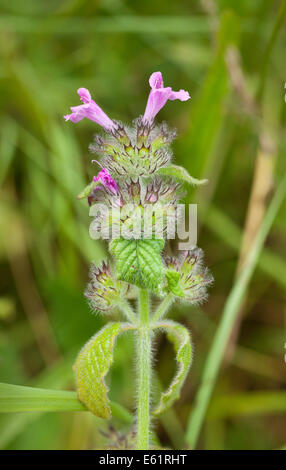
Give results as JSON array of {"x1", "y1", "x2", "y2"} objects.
[
  {"x1": 92, "y1": 163, "x2": 118, "y2": 195},
  {"x1": 64, "y1": 88, "x2": 116, "y2": 132},
  {"x1": 143, "y1": 72, "x2": 190, "y2": 125}
]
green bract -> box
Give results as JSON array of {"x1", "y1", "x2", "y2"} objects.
[{"x1": 156, "y1": 164, "x2": 208, "y2": 186}]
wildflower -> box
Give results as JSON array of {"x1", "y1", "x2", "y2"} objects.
[
  {"x1": 64, "y1": 87, "x2": 116, "y2": 132},
  {"x1": 92, "y1": 161, "x2": 118, "y2": 195},
  {"x1": 68, "y1": 72, "x2": 212, "y2": 449},
  {"x1": 143, "y1": 72, "x2": 190, "y2": 125}
]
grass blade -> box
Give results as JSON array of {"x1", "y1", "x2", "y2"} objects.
[
  {"x1": 186, "y1": 173, "x2": 286, "y2": 448},
  {"x1": 205, "y1": 204, "x2": 286, "y2": 289},
  {"x1": 0, "y1": 382, "x2": 85, "y2": 413},
  {"x1": 0, "y1": 382, "x2": 133, "y2": 424},
  {"x1": 208, "y1": 391, "x2": 286, "y2": 419},
  {"x1": 0, "y1": 118, "x2": 18, "y2": 186}
]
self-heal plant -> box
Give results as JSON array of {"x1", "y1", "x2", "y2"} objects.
[{"x1": 65, "y1": 72, "x2": 212, "y2": 450}]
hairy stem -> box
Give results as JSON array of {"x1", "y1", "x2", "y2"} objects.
[
  {"x1": 119, "y1": 300, "x2": 137, "y2": 324},
  {"x1": 136, "y1": 289, "x2": 151, "y2": 450},
  {"x1": 151, "y1": 293, "x2": 174, "y2": 323}
]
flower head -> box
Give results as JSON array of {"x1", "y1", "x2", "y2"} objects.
[
  {"x1": 85, "y1": 262, "x2": 129, "y2": 313},
  {"x1": 64, "y1": 88, "x2": 116, "y2": 132},
  {"x1": 165, "y1": 248, "x2": 213, "y2": 303},
  {"x1": 89, "y1": 120, "x2": 176, "y2": 178},
  {"x1": 143, "y1": 72, "x2": 190, "y2": 125}
]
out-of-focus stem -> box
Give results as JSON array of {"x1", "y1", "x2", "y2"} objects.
[
  {"x1": 237, "y1": 134, "x2": 275, "y2": 273},
  {"x1": 224, "y1": 131, "x2": 276, "y2": 362}
]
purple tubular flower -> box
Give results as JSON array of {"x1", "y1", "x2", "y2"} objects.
[
  {"x1": 64, "y1": 88, "x2": 116, "y2": 131},
  {"x1": 93, "y1": 167, "x2": 118, "y2": 195},
  {"x1": 143, "y1": 72, "x2": 190, "y2": 125}
]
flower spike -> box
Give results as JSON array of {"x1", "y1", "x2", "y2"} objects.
[
  {"x1": 64, "y1": 72, "x2": 212, "y2": 449},
  {"x1": 143, "y1": 72, "x2": 190, "y2": 125},
  {"x1": 64, "y1": 88, "x2": 116, "y2": 132}
]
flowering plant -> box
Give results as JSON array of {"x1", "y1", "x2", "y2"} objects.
[{"x1": 65, "y1": 72, "x2": 212, "y2": 450}]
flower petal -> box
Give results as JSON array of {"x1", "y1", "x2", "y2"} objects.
[
  {"x1": 143, "y1": 72, "x2": 190, "y2": 124},
  {"x1": 78, "y1": 87, "x2": 91, "y2": 103},
  {"x1": 143, "y1": 88, "x2": 172, "y2": 125},
  {"x1": 169, "y1": 89, "x2": 190, "y2": 101},
  {"x1": 64, "y1": 88, "x2": 116, "y2": 131},
  {"x1": 149, "y1": 71, "x2": 164, "y2": 89},
  {"x1": 93, "y1": 168, "x2": 118, "y2": 194}
]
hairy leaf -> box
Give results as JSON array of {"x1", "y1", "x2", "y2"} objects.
[
  {"x1": 73, "y1": 322, "x2": 121, "y2": 419},
  {"x1": 157, "y1": 165, "x2": 208, "y2": 186},
  {"x1": 110, "y1": 238, "x2": 165, "y2": 291},
  {"x1": 153, "y1": 321, "x2": 192, "y2": 415}
]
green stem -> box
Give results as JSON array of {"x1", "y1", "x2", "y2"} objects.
[
  {"x1": 119, "y1": 300, "x2": 137, "y2": 324},
  {"x1": 151, "y1": 293, "x2": 173, "y2": 323},
  {"x1": 136, "y1": 289, "x2": 151, "y2": 450}
]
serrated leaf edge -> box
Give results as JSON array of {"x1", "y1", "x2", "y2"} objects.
[{"x1": 110, "y1": 238, "x2": 165, "y2": 291}]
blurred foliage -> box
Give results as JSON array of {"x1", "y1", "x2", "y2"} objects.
[{"x1": 0, "y1": 0, "x2": 286, "y2": 450}]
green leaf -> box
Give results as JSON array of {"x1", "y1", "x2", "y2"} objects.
[
  {"x1": 73, "y1": 322, "x2": 121, "y2": 419},
  {"x1": 153, "y1": 321, "x2": 192, "y2": 415},
  {"x1": 0, "y1": 382, "x2": 133, "y2": 423},
  {"x1": 165, "y1": 269, "x2": 184, "y2": 297},
  {"x1": 156, "y1": 165, "x2": 208, "y2": 186},
  {"x1": 110, "y1": 238, "x2": 165, "y2": 291}
]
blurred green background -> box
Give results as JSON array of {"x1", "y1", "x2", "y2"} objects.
[{"x1": 0, "y1": 0, "x2": 286, "y2": 450}]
